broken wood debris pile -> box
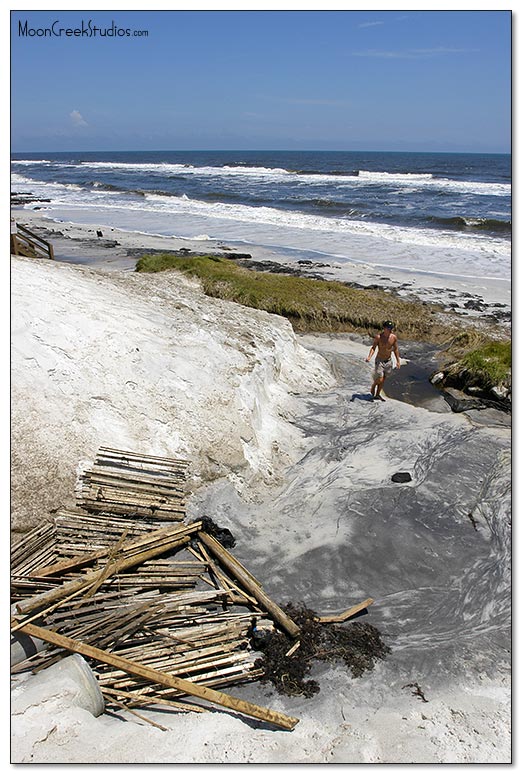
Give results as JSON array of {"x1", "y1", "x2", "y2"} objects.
[
  {"x1": 11, "y1": 448, "x2": 302, "y2": 729},
  {"x1": 11, "y1": 447, "x2": 375, "y2": 731}
]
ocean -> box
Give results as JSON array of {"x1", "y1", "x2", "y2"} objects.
[{"x1": 11, "y1": 150, "x2": 511, "y2": 283}]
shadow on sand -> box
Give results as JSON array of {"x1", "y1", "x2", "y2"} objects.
[{"x1": 350, "y1": 392, "x2": 380, "y2": 403}]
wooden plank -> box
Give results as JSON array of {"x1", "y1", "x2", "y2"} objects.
[
  {"x1": 81, "y1": 468, "x2": 186, "y2": 491},
  {"x1": 316, "y1": 598, "x2": 374, "y2": 624},
  {"x1": 97, "y1": 446, "x2": 190, "y2": 462},
  {"x1": 14, "y1": 622, "x2": 299, "y2": 730},
  {"x1": 198, "y1": 532, "x2": 300, "y2": 639},
  {"x1": 96, "y1": 447, "x2": 190, "y2": 470},
  {"x1": 77, "y1": 500, "x2": 185, "y2": 519},
  {"x1": 81, "y1": 481, "x2": 185, "y2": 500}
]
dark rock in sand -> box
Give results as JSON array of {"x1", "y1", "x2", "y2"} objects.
[
  {"x1": 11, "y1": 195, "x2": 51, "y2": 206},
  {"x1": 391, "y1": 472, "x2": 412, "y2": 483},
  {"x1": 464, "y1": 300, "x2": 486, "y2": 311},
  {"x1": 442, "y1": 387, "x2": 511, "y2": 414}
]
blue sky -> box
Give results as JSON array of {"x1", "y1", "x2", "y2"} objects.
[{"x1": 10, "y1": 9, "x2": 511, "y2": 153}]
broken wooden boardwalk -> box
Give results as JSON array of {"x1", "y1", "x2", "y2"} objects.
[{"x1": 11, "y1": 446, "x2": 373, "y2": 731}]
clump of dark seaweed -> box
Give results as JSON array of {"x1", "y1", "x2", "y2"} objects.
[
  {"x1": 253, "y1": 602, "x2": 391, "y2": 698},
  {"x1": 199, "y1": 516, "x2": 236, "y2": 548}
]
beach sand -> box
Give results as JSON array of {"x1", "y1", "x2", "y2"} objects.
[{"x1": 10, "y1": 221, "x2": 511, "y2": 763}]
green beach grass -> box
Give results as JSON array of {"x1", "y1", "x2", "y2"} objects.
[
  {"x1": 135, "y1": 253, "x2": 439, "y2": 338},
  {"x1": 450, "y1": 340, "x2": 511, "y2": 388}
]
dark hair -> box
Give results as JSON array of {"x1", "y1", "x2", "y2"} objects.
[{"x1": 383, "y1": 320, "x2": 394, "y2": 329}]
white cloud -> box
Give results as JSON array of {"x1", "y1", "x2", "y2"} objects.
[
  {"x1": 358, "y1": 21, "x2": 385, "y2": 28},
  {"x1": 70, "y1": 110, "x2": 88, "y2": 127}
]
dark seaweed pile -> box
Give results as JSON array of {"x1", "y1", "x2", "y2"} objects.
[
  {"x1": 199, "y1": 516, "x2": 236, "y2": 548},
  {"x1": 252, "y1": 602, "x2": 391, "y2": 698}
]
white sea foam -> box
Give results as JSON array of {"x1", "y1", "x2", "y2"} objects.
[
  {"x1": 358, "y1": 170, "x2": 434, "y2": 181},
  {"x1": 138, "y1": 191, "x2": 511, "y2": 258},
  {"x1": 13, "y1": 159, "x2": 53, "y2": 165},
  {"x1": 12, "y1": 159, "x2": 511, "y2": 197},
  {"x1": 11, "y1": 173, "x2": 511, "y2": 282}
]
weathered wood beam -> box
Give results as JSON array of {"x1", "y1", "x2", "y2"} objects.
[
  {"x1": 198, "y1": 532, "x2": 300, "y2": 639},
  {"x1": 13, "y1": 622, "x2": 299, "y2": 731}
]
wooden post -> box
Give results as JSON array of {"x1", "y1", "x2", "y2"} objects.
[
  {"x1": 198, "y1": 532, "x2": 300, "y2": 639},
  {"x1": 12, "y1": 621, "x2": 299, "y2": 731}
]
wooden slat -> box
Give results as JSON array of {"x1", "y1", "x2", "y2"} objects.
[
  {"x1": 101, "y1": 686, "x2": 207, "y2": 713},
  {"x1": 32, "y1": 521, "x2": 202, "y2": 578},
  {"x1": 15, "y1": 525, "x2": 199, "y2": 615},
  {"x1": 97, "y1": 446, "x2": 190, "y2": 466},
  {"x1": 77, "y1": 500, "x2": 184, "y2": 519},
  {"x1": 316, "y1": 598, "x2": 374, "y2": 624},
  {"x1": 13, "y1": 622, "x2": 299, "y2": 730},
  {"x1": 198, "y1": 532, "x2": 300, "y2": 639}
]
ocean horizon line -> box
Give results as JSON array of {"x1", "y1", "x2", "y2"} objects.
[{"x1": 11, "y1": 148, "x2": 511, "y2": 157}]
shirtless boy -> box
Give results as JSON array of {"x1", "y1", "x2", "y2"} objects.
[{"x1": 365, "y1": 321, "x2": 401, "y2": 400}]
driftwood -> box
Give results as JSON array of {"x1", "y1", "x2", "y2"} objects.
[
  {"x1": 11, "y1": 447, "x2": 374, "y2": 732},
  {"x1": 16, "y1": 522, "x2": 201, "y2": 616},
  {"x1": 317, "y1": 598, "x2": 374, "y2": 624},
  {"x1": 77, "y1": 447, "x2": 189, "y2": 522}
]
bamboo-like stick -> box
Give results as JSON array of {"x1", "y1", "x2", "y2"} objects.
[
  {"x1": 198, "y1": 532, "x2": 300, "y2": 639},
  {"x1": 101, "y1": 686, "x2": 206, "y2": 713},
  {"x1": 103, "y1": 693, "x2": 169, "y2": 731},
  {"x1": 81, "y1": 487, "x2": 185, "y2": 506},
  {"x1": 96, "y1": 446, "x2": 190, "y2": 467},
  {"x1": 31, "y1": 521, "x2": 201, "y2": 579},
  {"x1": 15, "y1": 533, "x2": 192, "y2": 616},
  {"x1": 10, "y1": 582, "x2": 102, "y2": 633},
  {"x1": 78, "y1": 500, "x2": 185, "y2": 520},
  {"x1": 83, "y1": 467, "x2": 186, "y2": 486},
  {"x1": 195, "y1": 540, "x2": 259, "y2": 606},
  {"x1": 14, "y1": 621, "x2": 299, "y2": 730},
  {"x1": 83, "y1": 527, "x2": 130, "y2": 599},
  {"x1": 285, "y1": 641, "x2": 301, "y2": 657}
]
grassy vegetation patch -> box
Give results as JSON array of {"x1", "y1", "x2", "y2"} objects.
[
  {"x1": 456, "y1": 340, "x2": 511, "y2": 387},
  {"x1": 136, "y1": 253, "x2": 440, "y2": 338}
]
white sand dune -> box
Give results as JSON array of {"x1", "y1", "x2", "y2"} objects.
[{"x1": 11, "y1": 254, "x2": 333, "y2": 535}]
